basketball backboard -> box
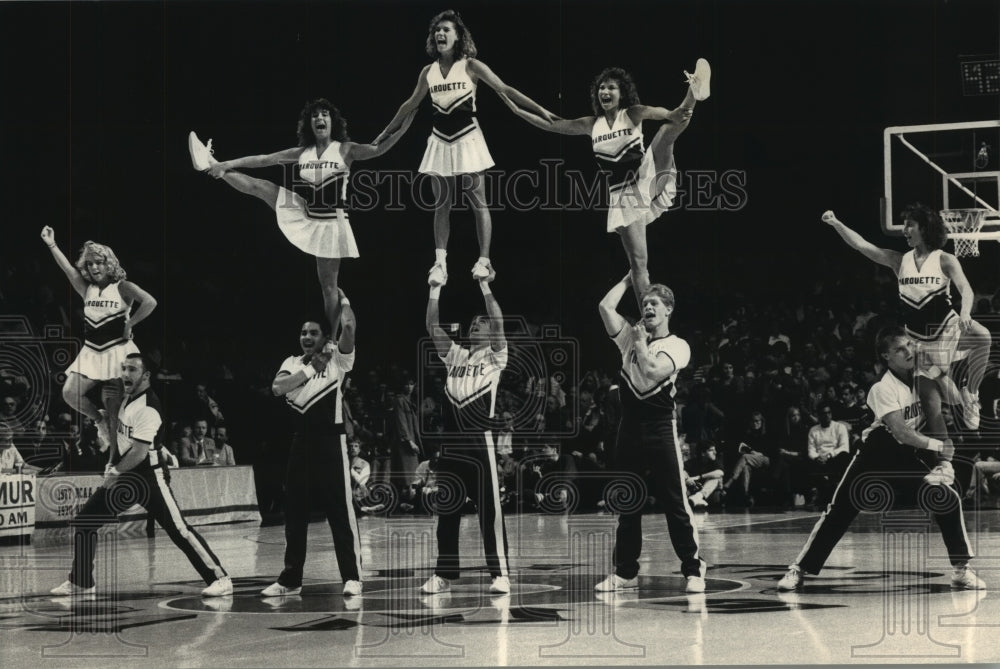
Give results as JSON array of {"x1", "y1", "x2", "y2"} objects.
[{"x1": 882, "y1": 120, "x2": 1000, "y2": 235}]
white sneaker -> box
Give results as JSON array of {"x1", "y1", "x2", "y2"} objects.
[
  {"x1": 961, "y1": 388, "x2": 981, "y2": 430},
  {"x1": 50, "y1": 580, "x2": 96, "y2": 596},
  {"x1": 951, "y1": 565, "x2": 987, "y2": 590},
  {"x1": 342, "y1": 580, "x2": 363, "y2": 596},
  {"x1": 594, "y1": 574, "x2": 638, "y2": 592},
  {"x1": 489, "y1": 576, "x2": 510, "y2": 594},
  {"x1": 427, "y1": 262, "x2": 448, "y2": 287},
  {"x1": 689, "y1": 492, "x2": 708, "y2": 509},
  {"x1": 684, "y1": 58, "x2": 712, "y2": 101},
  {"x1": 188, "y1": 131, "x2": 216, "y2": 171},
  {"x1": 685, "y1": 575, "x2": 706, "y2": 593},
  {"x1": 924, "y1": 460, "x2": 955, "y2": 486},
  {"x1": 777, "y1": 565, "x2": 803, "y2": 591},
  {"x1": 261, "y1": 582, "x2": 301, "y2": 597},
  {"x1": 471, "y1": 259, "x2": 496, "y2": 282},
  {"x1": 202, "y1": 576, "x2": 233, "y2": 597},
  {"x1": 421, "y1": 575, "x2": 451, "y2": 594},
  {"x1": 94, "y1": 409, "x2": 111, "y2": 450}
]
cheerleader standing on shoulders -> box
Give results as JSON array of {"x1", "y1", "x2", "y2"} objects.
[{"x1": 373, "y1": 9, "x2": 557, "y2": 287}]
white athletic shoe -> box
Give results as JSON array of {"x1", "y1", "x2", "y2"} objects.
[
  {"x1": 685, "y1": 575, "x2": 706, "y2": 593},
  {"x1": 50, "y1": 580, "x2": 96, "y2": 596},
  {"x1": 689, "y1": 492, "x2": 708, "y2": 509},
  {"x1": 951, "y1": 565, "x2": 987, "y2": 590},
  {"x1": 427, "y1": 262, "x2": 448, "y2": 287},
  {"x1": 471, "y1": 259, "x2": 496, "y2": 282},
  {"x1": 421, "y1": 575, "x2": 451, "y2": 594},
  {"x1": 94, "y1": 409, "x2": 112, "y2": 450},
  {"x1": 777, "y1": 565, "x2": 803, "y2": 591},
  {"x1": 261, "y1": 582, "x2": 301, "y2": 597},
  {"x1": 201, "y1": 576, "x2": 233, "y2": 597},
  {"x1": 594, "y1": 574, "x2": 638, "y2": 592},
  {"x1": 924, "y1": 460, "x2": 955, "y2": 486},
  {"x1": 342, "y1": 580, "x2": 363, "y2": 596},
  {"x1": 489, "y1": 576, "x2": 510, "y2": 594},
  {"x1": 961, "y1": 388, "x2": 981, "y2": 430},
  {"x1": 684, "y1": 58, "x2": 712, "y2": 101},
  {"x1": 188, "y1": 131, "x2": 216, "y2": 171}
]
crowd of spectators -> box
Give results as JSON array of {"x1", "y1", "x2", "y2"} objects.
[{"x1": 3, "y1": 247, "x2": 1000, "y2": 517}]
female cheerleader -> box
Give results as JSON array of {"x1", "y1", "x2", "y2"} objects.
[
  {"x1": 189, "y1": 99, "x2": 413, "y2": 330},
  {"x1": 500, "y1": 61, "x2": 711, "y2": 306},
  {"x1": 40, "y1": 228, "x2": 157, "y2": 451},
  {"x1": 373, "y1": 9, "x2": 557, "y2": 286}
]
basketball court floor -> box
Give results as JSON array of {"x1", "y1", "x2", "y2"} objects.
[{"x1": 2, "y1": 505, "x2": 999, "y2": 668}]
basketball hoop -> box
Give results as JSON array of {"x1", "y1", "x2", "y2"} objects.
[{"x1": 941, "y1": 208, "x2": 988, "y2": 257}]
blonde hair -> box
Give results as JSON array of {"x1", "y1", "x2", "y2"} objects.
[{"x1": 74, "y1": 241, "x2": 127, "y2": 283}]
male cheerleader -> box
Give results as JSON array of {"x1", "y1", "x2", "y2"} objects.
[
  {"x1": 596, "y1": 274, "x2": 706, "y2": 593},
  {"x1": 51, "y1": 353, "x2": 231, "y2": 597},
  {"x1": 421, "y1": 265, "x2": 510, "y2": 595},
  {"x1": 778, "y1": 327, "x2": 985, "y2": 591},
  {"x1": 263, "y1": 288, "x2": 363, "y2": 597}
]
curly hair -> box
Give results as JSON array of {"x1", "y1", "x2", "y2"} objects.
[
  {"x1": 900, "y1": 202, "x2": 948, "y2": 251},
  {"x1": 425, "y1": 10, "x2": 478, "y2": 60},
  {"x1": 590, "y1": 67, "x2": 641, "y2": 116},
  {"x1": 74, "y1": 241, "x2": 127, "y2": 283},
  {"x1": 296, "y1": 98, "x2": 349, "y2": 148}
]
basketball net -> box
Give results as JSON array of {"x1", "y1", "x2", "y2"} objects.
[{"x1": 941, "y1": 208, "x2": 987, "y2": 258}]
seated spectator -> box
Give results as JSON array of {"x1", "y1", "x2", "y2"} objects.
[
  {"x1": 190, "y1": 420, "x2": 215, "y2": 463},
  {"x1": 408, "y1": 448, "x2": 440, "y2": 514},
  {"x1": 722, "y1": 412, "x2": 776, "y2": 507},
  {"x1": 348, "y1": 437, "x2": 372, "y2": 507},
  {"x1": 806, "y1": 401, "x2": 852, "y2": 507},
  {"x1": 496, "y1": 435, "x2": 520, "y2": 510},
  {"x1": 192, "y1": 383, "x2": 226, "y2": 430},
  {"x1": 965, "y1": 446, "x2": 1000, "y2": 501},
  {"x1": 524, "y1": 443, "x2": 577, "y2": 512},
  {"x1": 179, "y1": 435, "x2": 207, "y2": 466},
  {"x1": 685, "y1": 441, "x2": 724, "y2": 508},
  {"x1": 209, "y1": 425, "x2": 236, "y2": 466},
  {"x1": 0, "y1": 423, "x2": 37, "y2": 473},
  {"x1": 776, "y1": 406, "x2": 812, "y2": 505}
]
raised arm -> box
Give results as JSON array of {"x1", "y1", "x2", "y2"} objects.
[
  {"x1": 479, "y1": 277, "x2": 506, "y2": 352},
  {"x1": 598, "y1": 274, "x2": 632, "y2": 337},
  {"x1": 374, "y1": 65, "x2": 431, "y2": 144},
  {"x1": 337, "y1": 288, "x2": 356, "y2": 355},
  {"x1": 425, "y1": 285, "x2": 454, "y2": 358},
  {"x1": 118, "y1": 280, "x2": 157, "y2": 339},
  {"x1": 40, "y1": 226, "x2": 87, "y2": 298},
  {"x1": 467, "y1": 59, "x2": 557, "y2": 122},
  {"x1": 207, "y1": 146, "x2": 304, "y2": 178},
  {"x1": 939, "y1": 253, "x2": 978, "y2": 328},
  {"x1": 821, "y1": 210, "x2": 902, "y2": 272},
  {"x1": 343, "y1": 109, "x2": 418, "y2": 163}
]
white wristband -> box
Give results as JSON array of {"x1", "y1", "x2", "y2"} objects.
[
  {"x1": 302, "y1": 365, "x2": 318, "y2": 380},
  {"x1": 341, "y1": 299, "x2": 351, "y2": 307},
  {"x1": 47, "y1": 243, "x2": 56, "y2": 249},
  {"x1": 429, "y1": 286, "x2": 442, "y2": 299},
  {"x1": 479, "y1": 283, "x2": 492, "y2": 295},
  {"x1": 107, "y1": 466, "x2": 121, "y2": 476},
  {"x1": 927, "y1": 438, "x2": 944, "y2": 452}
]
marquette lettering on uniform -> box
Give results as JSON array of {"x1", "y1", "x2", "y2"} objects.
[
  {"x1": 429, "y1": 82, "x2": 469, "y2": 93},
  {"x1": 898, "y1": 276, "x2": 943, "y2": 286},
  {"x1": 593, "y1": 128, "x2": 634, "y2": 144}
]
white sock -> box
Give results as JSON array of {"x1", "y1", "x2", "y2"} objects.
[{"x1": 435, "y1": 249, "x2": 447, "y2": 266}]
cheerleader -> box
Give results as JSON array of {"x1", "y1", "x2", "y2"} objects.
[
  {"x1": 500, "y1": 61, "x2": 711, "y2": 306},
  {"x1": 189, "y1": 99, "x2": 413, "y2": 330},
  {"x1": 373, "y1": 9, "x2": 557, "y2": 286},
  {"x1": 40, "y1": 227, "x2": 157, "y2": 452}
]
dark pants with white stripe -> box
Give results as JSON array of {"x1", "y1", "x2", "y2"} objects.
[
  {"x1": 612, "y1": 417, "x2": 703, "y2": 579},
  {"x1": 435, "y1": 433, "x2": 509, "y2": 580},
  {"x1": 69, "y1": 468, "x2": 227, "y2": 589},
  {"x1": 278, "y1": 431, "x2": 361, "y2": 587},
  {"x1": 794, "y1": 428, "x2": 974, "y2": 574}
]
